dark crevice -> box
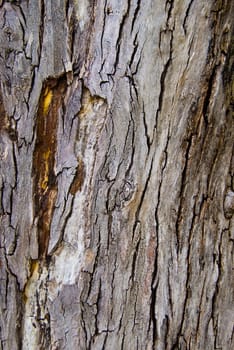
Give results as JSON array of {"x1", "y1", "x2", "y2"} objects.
[
  {"x1": 4, "y1": 252, "x2": 21, "y2": 292},
  {"x1": 163, "y1": 315, "x2": 169, "y2": 349},
  {"x1": 120, "y1": 331, "x2": 125, "y2": 350},
  {"x1": 70, "y1": 18, "x2": 77, "y2": 68},
  {"x1": 109, "y1": 254, "x2": 118, "y2": 322},
  {"x1": 211, "y1": 229, "x2": 224, "y2": 334},
  {"x1": 129, "y1": 32, "x2": 139, "y2": 69},
  {"x1": 165, "y1": 0, "x2": 175, "y2": 25},
  {"x1": 100, "y1": 0, "x2": 108, "y2": 61},
  {"x1": 132, "y1": 156, "x2": 154, "y2": 238},
  {"x1": 131, "y1": 0, "x2": 141, "y2": 34},
  {"x1": 132, "y1": 45, "x2": 144, "y2": 76},
  {"x1": 125, "y1": 118, "x2": 135, "y2": 178},
  {"x1": 155, "y1": 125, "x2": 170, "y2": 231},
  {"x1": 48, "y1": 195, "x2": 75, "y2": 256},
  {"x1": 175, "y1": 134, "x2": 193, "y2": 253},
  {"x1": 202, "y1": 63, "x2": 219, "y2": 126},
  {"x1": 142, "y1": 102, "x2": 150, "y2": 155},
  {"x1": 168, "y1": 265, "x2": 173, "y2": 315},
  {"x1": 150, "y1": 128, "x2": 170, "y2": 348},
  {"x1": 149, "y1": 276, "x2": 159, "y2": 350},
  {"x1": 12, "y1": 143, "x2": 18, "y2": 189},
  {"x1": 130, "y1": 236, "x2": 140, "y2": 283},
  {"x1": 38, "y1": 0, "x2": 45, "y2": 57},
  {"x1": 93, "y1": 279, "x2": 102, "y2": 338},
  {"x1": 102, "y1": 331, "x2": 108, "y2": 349},
  {"x1": 155, "y1": 29, "x2": 173, "y2": 130},
  {"x1": 97, "y1": 113, "x2": 114, "y2": 182},
  {"x1": 195, "y1": 277, "x2": 206, "y2": 335},
  {"x1": 172, "y1": 208, "x2": 196, "y2": 349},
  {"x1": 125, "y1": 69, "x2": 139, "y2": 105},
  {"x1": 182, "y1": 0, "x2": 195, "y2": 35},
  {"x1": 86, "y1": 234, "x2": 101, "y2": 301},
  {"x1": 112, "y1": 1, "x2": 131, "y2": 76},
  {"x1": 65, "y1": 0, "x2": 71, "y2": 19}
]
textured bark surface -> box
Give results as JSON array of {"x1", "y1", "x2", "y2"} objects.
[{"x1": 0, "y1": 0, "x2": 233, "y2": 349}]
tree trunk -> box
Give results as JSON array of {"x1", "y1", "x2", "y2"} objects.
[{"x1": 0, "y1": 1, "x2": 233, "y2": 349}]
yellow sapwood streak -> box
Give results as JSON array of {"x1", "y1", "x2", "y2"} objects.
[{"x1": 43, "y1": 88, "x2": 53, "y2": 115}]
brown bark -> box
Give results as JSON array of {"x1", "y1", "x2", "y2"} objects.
[{"x1": 0, "y1": 1, "x2": 233, "y2": 349}]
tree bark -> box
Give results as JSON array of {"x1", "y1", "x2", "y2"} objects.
[{"x1": 0, "y1": 0, "x2": 233, "y2": 349}]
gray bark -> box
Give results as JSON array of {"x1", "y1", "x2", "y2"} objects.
[{"x1": 0, "y1": 0, "x2": 233, "y2": 349}]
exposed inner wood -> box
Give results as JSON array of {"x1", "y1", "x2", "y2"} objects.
[{"x1": 33, "y1": 77, "x2": 67, "y2": 257}]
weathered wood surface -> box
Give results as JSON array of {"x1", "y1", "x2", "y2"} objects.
[{"x1": 0, "y1": 1, "x2": 233, "y2": 349}]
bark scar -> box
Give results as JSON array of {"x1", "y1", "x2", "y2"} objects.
[{"x1": 33, "y1": 76, "x2": 67, "y2": 258}]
